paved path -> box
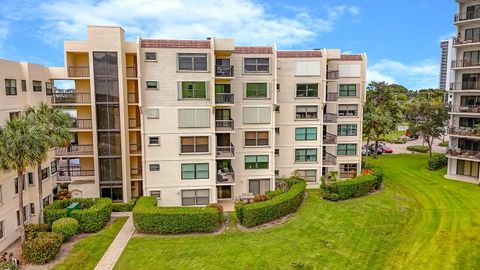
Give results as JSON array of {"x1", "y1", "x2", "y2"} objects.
[{"x1": 94, "y1": 212, "x2": 134, "y2": 270}]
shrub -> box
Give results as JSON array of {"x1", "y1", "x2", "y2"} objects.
[
  {"x1": 25, "y1": 223, "x2": 49, "y2": 240},
  {"x1": 236, "y1": 178, "x2": 306, "y2": 228},
  {"x1": 322, "y1": 167, "x2": 384, "y2": 201},
  {"x1": 253, "y1": 194, "x2": 270, "y2": 202},
  {"x1": 0, "y1": 261, "x2": 19, "y2": 270},
  {"x1": 439, "y1": 141, "x2": 449, "y2": 147},
  {"x1": 133, "y1": 197, "x2": 220, "y2": 234},
  {"x1": 52, "y1": 218, "x2": 78, "y2": 241},
  {"x1": 392, "y1": 139, "x2": 407, "y2": 144},
  {"x1": 265, "y1": 189, "x2": 285, "y2": 198},
  {"x1": 207, "y1": 203, "x2": 224, "y2": 223},
  {"x1": 22, "y1": 232, "x2": 63, "y2": 264},
  {"x1": 406, "y1": 145, "x2": 429, "y2": 153},
  {"x1": 112, "y1": 198, "x2": 137, "y2": 212},
  {"x1": 428, "y1": 154, "x2": 448, "y2": 170}
]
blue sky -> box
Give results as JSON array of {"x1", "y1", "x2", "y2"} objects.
[{"x1": 0, "y1": 0, "x2": 456, "y2": 90}]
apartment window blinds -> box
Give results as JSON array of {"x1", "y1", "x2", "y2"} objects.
[
  {"x1": 243, "y1": 107, "x2": 271, "y2": 124},
  {"x1": 178, "y1": 108, "x2": 210, "y2": 128}
]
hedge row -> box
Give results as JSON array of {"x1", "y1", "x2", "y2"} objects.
[
  {"x1": 133, "y1": 197, "x2": 220, "y2": 234},
  {"x1": 406, "y1": 145, "x2": 429, "y2": 153},
  {"x1": 235, "y1": 178, "x2": 306, "y2": 228},
  {"x1": 22, "y1": 232, "x2": 63, "y2": 264},
  {"x1": 44, "y1": 198, "x2": 112, "y2": 233},
  {"x1": 112, "y1": 198, "x2": 137, "y2": 212},
  {"x1": 323, "y1": 168, "x2": 384, "y2": 201}
]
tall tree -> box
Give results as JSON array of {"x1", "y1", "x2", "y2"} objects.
[
  {"x1": 25, "y1": 102, "x2": 72, "y2": 223},
  {"x1": 0, "y1": 116, "x2": 47, "y2": 244}
]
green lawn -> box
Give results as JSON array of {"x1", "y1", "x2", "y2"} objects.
[
  {"x1": 115, "y1": 155, "x2": 480, "y2": 270},
  {"x1": 52, "y1": 217, "x2": 128, "y2": 270}
]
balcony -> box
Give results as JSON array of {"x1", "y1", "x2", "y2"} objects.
[
  {"x1": 52, "y1": 93, "x2": 91, "y2": 104},
  {"x1": 130, "y1": 168, "x2": 142, "y2": 180},
  {"x1": 452, "y1": 60, "x2": 480, "y2": 68},
  {"x1": 68, "y1": 66, "x2": 90, "y2": 77},
  {"x1": 126, "y1": 66, "x2": 137, "y2": 78},
  {"x1": 323, "y1": 113, "x2": 337, "y2": 123},
  {"x1": 323, "y1": 133, "x2": 337, "y2": 144},
  {"x1": 450, "y1": 81, "x2": 480, "y2": 91},
  {"x1": 455, "y1": 12, "x2": 480, "y2": 23},
  {"x1": 56, "y1": 145, "x2": 94, "y2": 156},
  {"x1": 448, "y1": 127, "x2": 480, "y2": 138},
  {"x1": 129, "y1": 118, "x2": 141, "y2": 129},
  {"x1": 323, "y1": 152, "x2": 337, "y2": 165},
  {"x1": 453, "y1": 37, "x2": 480, "y2": 46},
  {"x1": 57, "y1": 168, "x2": 94, "y2": 182},
  {"x1": 446, "y1": 148, "x2": 480, "y2": 161},
  {"x1": 71, "y1": 119, "x2": 93, "y2": 130},
  {"x1": 326, "y1": 92, "x2": 338, "y2": 101},
  {"x1": 215, "y1": 93, "x2": 234, "y2": 104},
  {"x1": 216, "y1": 144, "x2": 235, "y2": 158},
  {"x1": 326, "y1": 70, "x2": 339, "y2": 80},
  {"x1": 216, "y1": 171, "x2": 235, "y2": 184},
  {"x1": 450, "y1": 105, "x2": 480, "y2": 113},
  {"x1": 128, "y1": 92, "x2": 139, "y2": 103},
  {"x1": 215, "y1": 119, "x2": 234, "y2": 132},
  {"x1": 129, "y1": 143, "x2": 142, "y2": 155},
  {"x1": 215, "y1": 65, "x2": 234, "y2": 78}
]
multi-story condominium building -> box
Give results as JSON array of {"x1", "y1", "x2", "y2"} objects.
[
  {"x1": 440, "y1": 39, "x2": 454, "y2": 91},
  {"x1": 447, "y1": 1, "x2": 480, "y2": 183},
  {"x1": 0, "y1": 25, "x2": 366, "y2": 249}
]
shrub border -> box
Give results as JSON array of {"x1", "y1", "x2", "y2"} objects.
[{"x1": 323, "y1": 167, "x2": 384, "y2": 201}]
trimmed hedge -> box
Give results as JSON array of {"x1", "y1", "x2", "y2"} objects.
[
  {"x1": 323, "y1": 168, "x2": 384, "y2": 201},
  {"x1": 235, "y1": 178, "x2": 306, "y2": 228},
  {"x1": 428, "y1": 154, "x2": 448, "y2": 170},
  {"x1": 133, "y1": 197, "x2": 220, "y2": 234},
  {"x1": 25, "y1": 223, "x2": 49, "y2": 240},
  {"x1": 406, "y1": 145, "x2": 429, "y2": 153},
  {"x1": 44, "y1": 198, "x2": 112, "y2": 233},
  {"x1": 112, "y1": 198, "x2": 137, "y2": 212},
  {"x1": 439, "y1": 141, "x2": 449, "y2": 147},
  {"x1": 52, "y1": 217, "x2": 78, "y2": 241},
  {"x1": 22, "y1": 232, "x2": 63, "y2": 264}
]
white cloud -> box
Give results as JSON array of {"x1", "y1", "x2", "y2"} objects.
[
  {"x1": 368, "y1": 59, "x2": 439, "y2": 90},
  {"x1": 0, "y1": 21, "x2": 10, "y2": 50},
  {"x1": 17, "y1": 0, "x2": 360, "y2": 47}
]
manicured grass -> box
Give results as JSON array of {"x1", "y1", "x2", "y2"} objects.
[
  {"x1": 52, "y1": 217, "x2": 127, "y2": 270},
  {"x1": 115, "y1": 155, "x2": 480, "y2": 269}
]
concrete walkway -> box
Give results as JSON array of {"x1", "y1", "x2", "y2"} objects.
[{"x1": 94, "y1": 212, "x2": 134, "y2": 270}]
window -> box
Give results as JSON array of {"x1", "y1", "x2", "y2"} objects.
[
  {"x1": 5, "y1": 79, "x2": 17, "y2": 95},
  {"x1": 244, "y1": 58, "x2": 269, "y2": 73},
  {"x1": 465, "y1": 27, "x2": 480, "y2": 42},
  {"x1": 295, "y1": 128, "x2": 317, "y2": 141},
  {"x1": 275, "y1": 170, "x2": 279, "y2": 177},
  {"x1": 276, "y1": 83, "x2": 280, "y2": 91},
  {"x1": 149, "y1": 136, "x2": 160, "y2": 145},
  {"x1": 296, "y1": 106, "x2": 318, "y2": 120},
  {"x1": 338, "y1": 105, "x2": 358, "y2": 117},
  {"x1": 41, "y1": 167, "x2": 49, "y2": 180},
  {"x1": 275, "y1": 128, "x2": 280, "y2": 134},
  {"x1": 295, "y1": 149, "x2": 318, "y2": 162},
  {"x1": 145, "y1": 52, "x2": 157, "y2": 61},
  {"x1": 245, "y1": 83, "x2": 268, "y2": 98},
  {"x1": 296, "y1": 84, "x2": 318, "y2": 97},
  {"x1": 149, "y1": 164, "x2": 160, "y2": 172},
  {"x1": 339, "y1": 84, "x2": 357, "y2": 97},
  {"x1": 181, "y1": 163, "x2": 209, "y2": 180},
  {"x1": 150, "y1": 190, "x2": 161, "y2": 198},
  {"x1": 27, "y1": 172, "x2": 34, "y2": 186},
  {"x1": 245, "y1": 155, "x2": 269, "y2": 169},
  {"x1": 21, "y1": 80, "x2": 27, "y2": 92},
  {"x1": 178, "y1": 53, "x2": 208, "y2": 71},
  {"x1": 146, "y1": 108, "x2": 159, "y2": 119},
  {"x1": 43, "y1": 196, "x2": 51, "y2": 208},
  {"x1": 338, "y1": 124, "x2": 357, "y2": 136},
  {"x1": 0, "y1": 220, "x2": 3, "y2": 239},
  {"x1": 146, "y1": 81, "x2": 158, "y2": 90},
  {"x1": 296, "y1": 61, "x2": 321, "y2": 76},
  {"x1": 46, "y1": 82, "x2": 53, "y2": 95},
  {"x1": 243, "y1": 107, "x2": 271, "y2": 124},
  {"x1": 295, "y1": 170, "x2": 317, "y2": 182},
  {"x1": 181, "y1": 82, "x2": 206, "y2": 99},
  {"x1": 249, "y1": 179, "x2": 270, "y2": 195},
  {"x1": 181, "y1": 189, "x2": 209, "y2": 206},
  {"x1": 180, "y1": 136, "x2": 209, "y2": 153},
  {"x1": 33, "y1": 80, "x2": 42, "y2": 92},
  {"x1": 16, "y1": 211, "x2": 20, "y2": 226},
  {"x1": 30, "y1": 203, "x2": 35, "y2": 215},
  {"x1": 51, "y1": 160, "x2": 57, "y2": 175},
  {"x1": 337, "y1": 144, "x2": 357, "y2": 156},
  {"x1": 340, "y1": 164, "x2": 358, "y2": 178},
  {"x1": 9, "y1": 112, "x2": 20, "y2": 120},
  {"x1": 245, "y1": 131, "x2": 269, "y2": 146},
  {"x1": 178, "y1": 108, "x2": 210, "y2": 128},
  {"x1": 275, "y1": 149, "x2": 280, "y2": 156}
]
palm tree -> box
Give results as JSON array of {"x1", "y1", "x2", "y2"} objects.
[
  {"x1": 0, "y1": 116, "x2": 47, "y2": 244},
  {"x1": 25, "y1": 102, "x2": 72, "y2": 223}
]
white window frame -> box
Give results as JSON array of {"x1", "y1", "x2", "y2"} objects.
[
  {"x1": 145, "y1": 108, "x2": 160, "y2": 119},
  {"x1": 145, "y1": 52, "x2": 157, "y2": 62},
  {"x1": 148, "y1": 136, "x2": 160, "y2": 146},
  {"x1": 150, "y1": 190, "x2": 161, "y2": 198},
  {"x1": 149, "y1": 164, "x2": 160, "y2": 172},
  {"x1": 146, "y1": 81, "x2": 159, "y2": 90}
]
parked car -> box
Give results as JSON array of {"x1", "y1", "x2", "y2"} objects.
[
  {"x1": 379, "y1": 142, "x2": 393, "y2": 154},
  {"x1": 362, "y1": 145, "x2": 371, "y2": 156},
  {"x1": 368, "y1": 144, "x2": 383, "y2": 154}
]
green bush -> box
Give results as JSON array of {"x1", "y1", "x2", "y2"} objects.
[
  {"x1": 112, "y1": 198, "x2": 137, "y2": 212},
  {"x1": 22, "y1": 232, "x2": 63, "y2": 264},
  {"x1": 392, "y1": 139, "x2": 407, "y2": 144},
  {"x1": 44, "y1": 198, "x2": 112, "y2": 233},
  {"x1": 265, "y1": 189, "x2": 285, "y2": 198},
  {"x1": 52, "y1": 217, "x2": 78, "y2": 241},
  {"x1": 133, "y1": 197, "x2": 220, "y2": 234},
  {"x1": 406, "y1": 145, "x2": 429, "y2": 153},
  {"x1": 428, "y1": 154, "x2": 448, "y2": 170},
  {"x1": 207, "y1": 203, "x2": 224, "y2": 223},
  {"x1": 439, "y1": 141, "x2": 449, "y2": 147},
  {"x1": 322, "y1": 168, "x2": 384, "y2": 201},
  {"x1": 25, "y1": 223, "x2": 49, "y2": 240},
  {"x1": 0, "y1": 261, "x2": 19, "y2": 270},
  {"x1": 235, "y1": 178, "x2": 306, "y2": 228}
]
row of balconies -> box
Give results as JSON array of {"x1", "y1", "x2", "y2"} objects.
[
  {"x1": 57, "y1": 167, "x2": 142, "y2": 182},
  {"x1": 67, "y1": 66, "x2": 137, "y2": 78},
  {"x1": 454, "y1": 11, "x2": 480, "y2": 23}
]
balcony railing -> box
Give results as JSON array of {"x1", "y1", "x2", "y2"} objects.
[
  {"x1": 448, "y1": 127, "x2": 480, "y2": 137},
  {"x1": 446, "y1": 148, "x2": 480, "y2": 160},
  {"x1": 56, "y1": 145, "x2": 94, "y2": 156},
  {"x1": 215, "y1": 119, "x2": 234, "y2": 131},
  {"x1": 215, "y1": 93, "x2": 234, "y2": 104},
  {"x1": 323, "y1": 133, "x2": 337, "y2": 144},
  {"x1": 326, "y1": 92, "x2": 338, "y2": 101},
  {"x1": 215, "y1": 65, "x2": 234, "y2": 77},
  {"x1": 216, "y1": 144, "x2": 235, "y2": 158},
  {"x1": 52, "y1": 93, "x2": 91, "y2": 104},
  {"x1": 216, "y1": 171, "x2": 235, "y2": 184},
  {"x1": 129, "y1": 118, "x2": 141, "y2": 129},
  {"x1": 323, "y1": 113, "x2": 337, "y2": 123},
  {"x1": 455, "y1": 12, "x2": 480, "y2": 22},
  {"x1": 130, "y1": 168, "x2": 143, "y2": 179},
  {"x1": 450, "y1": 105, "x2": 480, "y2": 113},
  {"x1": 129, "y1": 143, "x2": 142, "y2": 154},
  {"x1": 71, "y1": 118, "x2": 93, "y2": 129},
  {"x1": 126, "y1": 66, "x2": 137, "y2": 78},
  {"x1": 68, "y1": 66, "x2": 90, "y2": 77},
  {"x1": 327, "y1": 70, "x2": 339, "y2": 80},
  {"x1": 323, "y1": 152, "x2": 337, "y2": 165},
  {"x1": 453, "y1": 37, "x2": 480, "y2": 46},
  {"x1": 450, "y1": 81, "x2": 480, "y2": 91},
  {"x1": 452, "y1": 60, "x2": 480, "y2": 68},
  {"x1": 127, "y1": 92, "x2": 138, "y2": 103},
  {"x1": 57, "y1": 168, "x2": 94, "y2": 182}
]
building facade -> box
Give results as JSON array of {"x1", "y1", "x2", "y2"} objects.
[
  {"x1": 447, "y1": 0, "x2": 480, "y2": 183},
  {"x1": 440, "y1": 39, "x2": 454, "y2": 91}
]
